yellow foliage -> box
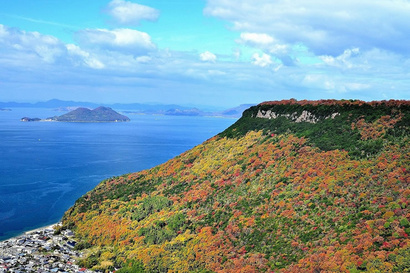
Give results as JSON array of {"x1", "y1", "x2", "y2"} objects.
[{"x1": 383, "y1": 211, "x2": 395, "y2": 219}]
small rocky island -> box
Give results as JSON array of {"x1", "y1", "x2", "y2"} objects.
[
  {"x1": 21, "y1": 107, "x2": 130, "y2": 122},
  {"x1": 20, "y1": 117, "x2": 41, "y2": 122}
]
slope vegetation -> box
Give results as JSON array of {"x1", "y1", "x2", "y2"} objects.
[{"x1": 62, "y1": 100, "x2": 409, "y2": 272}]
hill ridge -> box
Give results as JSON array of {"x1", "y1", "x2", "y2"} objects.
[{"x1": 61, "y1": 99, "x2": 409, "y2": 272}]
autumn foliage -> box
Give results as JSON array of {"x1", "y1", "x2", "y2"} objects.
[{"x1": 62, "y1": 100, "x2": 409, "y2": 272}]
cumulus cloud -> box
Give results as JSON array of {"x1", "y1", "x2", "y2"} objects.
[
  {"x1": 1, "y1": 19, "x2": 408, "y2": 106},
  {"x1": 320, "y1": 48, "x2": 361, "y2": 69},
  {"x1": 239, "y1": 32, "x2": 274, "y2": 45},
  {"x1": 251, "y1": 53, "x2": 272, "y2": 67},
  {"x1": 107, "y1": 0, "x2": 159, "y2": 25},
  {"x1": 0, "y1": 24, "x2": 106, "y2": 70},
  {"x1": 75, "y1": 28, "x2": 156, "y2": 55},
  {"x1": 238, "y1": 32, "x2": 290, "y2": 63},
  {"x1": 0, "y1": 24, "x2": 66, "y2": 64},
  {"x1": 302, "y1": 73, "x2": 371, "y2": 93},
  {"x1": 66, "y1": 44, "x2": 105, "y2": 69},
  {"x1": 205, "y1": 0, "x2": 410, "y2": 56},
  {"x1": 135, "y1": 55, "x2": 152, "y2": 63},
  {"x1": 200, "y1": 51, "x2": 217, "y2": 62}
]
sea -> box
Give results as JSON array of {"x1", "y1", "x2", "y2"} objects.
[{"x1": 0, "y1": 108, "x2": 236, "y2": 241}]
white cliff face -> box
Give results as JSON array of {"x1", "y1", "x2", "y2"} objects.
[
  {"x1": 295, "y1": 111, "x2": 319, "y2": 123},
  {"x1": 255, "y1": 109, "x2": 339, "y2": 123}
]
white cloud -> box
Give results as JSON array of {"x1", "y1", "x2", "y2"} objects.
[
  {"x1": 0, "y1": 24, "x2": 108, "y2": 70},
  {"x1": 269, "y1": 44, "x2": 289, "y2": 55},
  {"x1": 0, "y1": 24, "x2": 65, "y2": 64},
  {"x1": 135, "y1": 55, "x2": 152, "y2": 63},
  {"x1": 205, "y1": 0, "x2": 410, "y2": 56},
  {"x1": 232, "y1": 48, "x2": 241, "y2": 60},
  {"x1": 273, "y1": 64, "x2": 283, "y2": 72},
  {"x1": 320, "y1": 48, "x2": 360, "y2": 69},
  {"x1": 239, "y1": 32, "x2": 274, "y2": 45},
  {"x1": 251, "y1": 53, "x2": 272, "y2": 67},
  {"x1": 345, "y1": 82, "x2": 371, "y2": 91},
  {"x1": 66, "y1": 44, "x2": 105, "y2": 69},
  {"x1": 107, "y1": 0, "x2": 159, "y2": 25},
  {"x1": 200, "y1": 51, "x2": 217, "y2": 62},
  {"x1": 237, "y1": 32, "x2": 291, "y2": 65},
  {"x1": 0, "y1": 22, "x2": 408, "y2": 106},
  {"x1": 75, "y1": 28, "x2": 156, "y2": 55},
  {"x1": 0, "y1": 24, "x2": 8, "y2": 38},
  {"x1": 302, "y1": 74, "x2": 371, "y2": 93}
]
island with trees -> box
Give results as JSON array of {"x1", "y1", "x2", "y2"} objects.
[{"x1": 21, "y1": 107, "x2": 130, "y2": 122}]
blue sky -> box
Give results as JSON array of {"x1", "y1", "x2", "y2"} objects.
[{"x1": 0, "y1": 0, "x2": 409, "y2": 108}]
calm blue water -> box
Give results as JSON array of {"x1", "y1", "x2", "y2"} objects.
[{"x1": 0, "y1": 108, "x2": 236, "y2": 241}]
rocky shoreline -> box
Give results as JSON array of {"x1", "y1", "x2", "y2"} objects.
[{"x1": 0, "y1": 223, "x2": 94, "y2": 273}]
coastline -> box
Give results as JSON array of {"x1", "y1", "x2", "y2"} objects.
[
  {"x1": 23, "y1": 223, "x2": 60, "y2": 236},
  {"x1": 0, "y1": 223, "x2": 60, "y2": 243}
]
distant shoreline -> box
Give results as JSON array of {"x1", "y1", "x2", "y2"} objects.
[
  {"x1": 23, "y1": 223, "x2": 60, "y2": 236},
  {"x1": 20, "y1": 118, "x2": 129, "y2": 123},
  {"x1": 0, "y1": 223, "x2": 60, "y2": 243}
]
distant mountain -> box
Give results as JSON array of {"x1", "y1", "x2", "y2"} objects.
[
  {"x1": 34, "y1": 99, "x2": 98, "y2": 109},
  {"x1": 0, "y1": 99, "x2": 98, "y2": 109},
  {"x1": 0, "y1": 99, "x2": 195, "y2": 112},
  {"x1": 111, "y1": 103, "x2": 194, "y2": 112},
  {"x1": 165, "y1": 108, "x2": 203, "y2": 116},
  {"x1": 218, "y1": 104, "x2": 255, "y2": 117},
  {"x1": 1, "y1": 99, "x2": 254, "y2": 118},
  {"x1": 49, "y1": 107, "x2": 130, "y2": 122}
]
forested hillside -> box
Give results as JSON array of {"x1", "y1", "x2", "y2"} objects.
[{"x1": 61, "y1": 100, "x2": 409, "y2": 272}]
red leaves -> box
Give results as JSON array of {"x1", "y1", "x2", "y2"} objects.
[
  {"x1": 259, "y1": 99, "x2": 410, "y2": 107},
  {"x1": 63, "y1": 120, "x2": 410, "y2": 272},
  {"x1": 382, "y1": 241, "x2": 391, "y2": 249}
]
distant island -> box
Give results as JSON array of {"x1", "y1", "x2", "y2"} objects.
[
  {"x1": 21, "y1": 106, "x2": 130, "y2": 122},
  {"x1": 20, "y1": 117, "x2": 41, "y2": 122},
  {"x1": 2, "y1": 99, "x2": 254, "y2": 118}
]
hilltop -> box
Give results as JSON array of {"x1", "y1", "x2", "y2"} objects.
[
  {"x1": 49, "y1": 107, "x2": 130, "y2": 122},
  {"x1": 61, "y1": 100, "x2": 409, "y2": 272}
]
